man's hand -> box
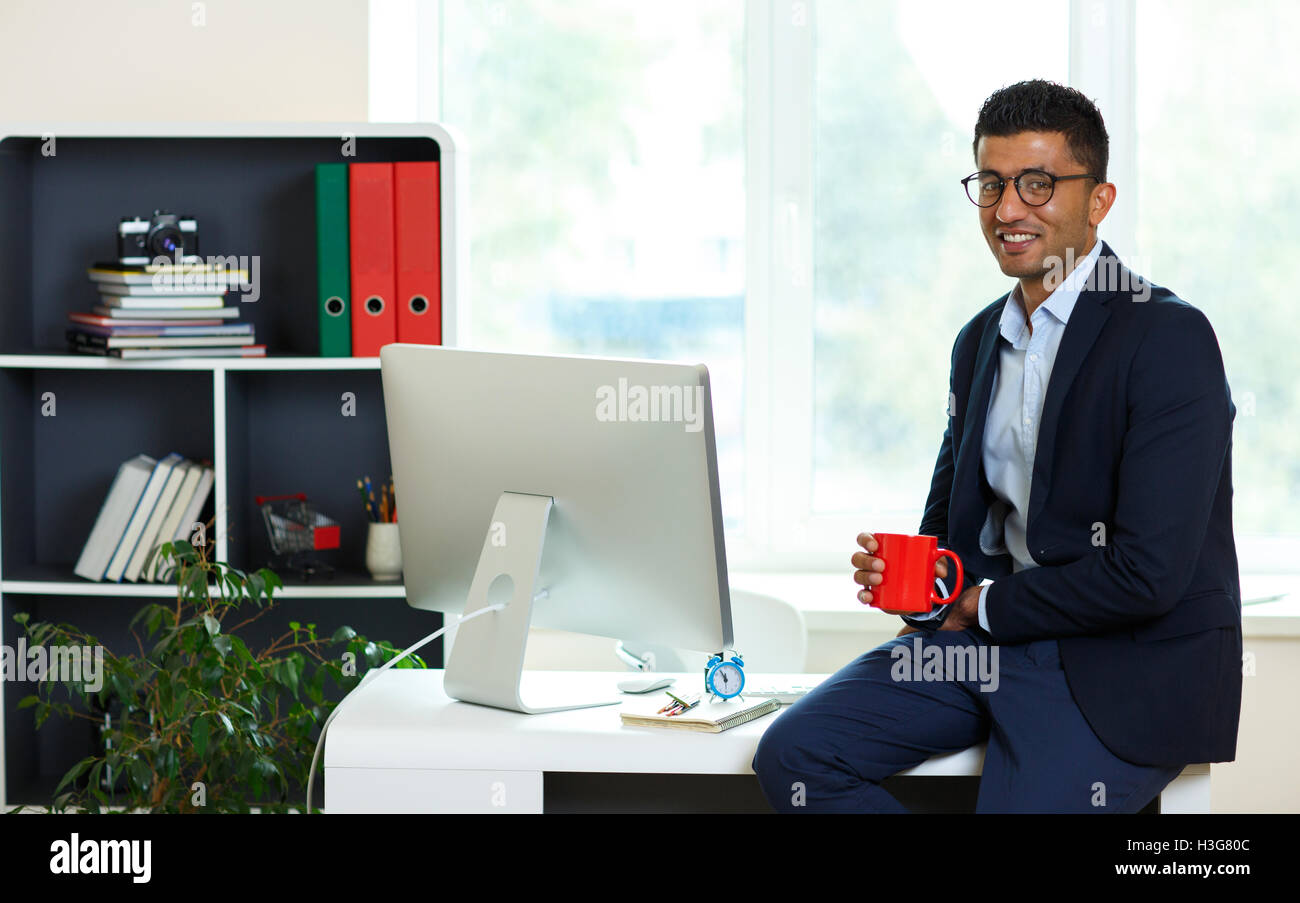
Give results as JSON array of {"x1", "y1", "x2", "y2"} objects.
[
  {"x1": 937, "y1": 586, "x2": 983, "y2": 632},
  {"x1": 852, "y1": 531, "x2": 951, "y2": 614}
]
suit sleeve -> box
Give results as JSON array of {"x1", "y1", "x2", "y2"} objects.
[{"x1": 983, "y1": 305, "x2": 1233, "y2": 643}]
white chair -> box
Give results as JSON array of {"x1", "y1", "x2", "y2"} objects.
[{"x1": 616, "y1": 588, "x2": 807, "y2": 673}]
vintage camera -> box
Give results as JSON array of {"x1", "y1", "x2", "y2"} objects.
[{"x1": 117, "y1": 211, "x2": 199, "y2": 265}]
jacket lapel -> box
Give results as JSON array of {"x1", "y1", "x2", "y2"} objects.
[
  {"x1": 952, "y1": 299, "x2": 1011, "y2": 576},
  {"x1": 1025, "y1": 243, "x2": 1121, "y2": 530},
  {"x1": 959, "y1": 305, "x2": 1004, "y2": 471}
]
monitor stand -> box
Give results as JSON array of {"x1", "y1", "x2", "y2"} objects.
[{"x1": 443, "y1": 491, "x2": 623, "y2": 713}]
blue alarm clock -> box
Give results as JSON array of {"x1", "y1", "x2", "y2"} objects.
[{"x1": 705, "y1": 653, "x2": 745, "y2": 700}]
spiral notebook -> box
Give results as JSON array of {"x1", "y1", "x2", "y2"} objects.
[{"x1": 619, "y1": 696, "x2": 780, "y2": 733}]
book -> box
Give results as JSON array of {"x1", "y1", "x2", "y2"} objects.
[
  {"x1": 619, "y1": 696, "x2": 781, "y2": 733},
  {"x1": 103, "y1": 453, "x2": 183, "y2": 582},
  {"x1": 168, "y1": 464, "x2": 214, "y2": 553},
  {"x1": 91, "y1": 305, "x2": 240, "y2": 320},
  {"x1": 68, "y1": 322, "x2": 253, "y2": 338},
  {"x1": 73, "y1": 454, "x2": 156, "y2": 581},
  {"x1": 144, "y1": 463, "x2": 201, "y2": 581},
  {"x1": 97, "y1": 282, "x2": 231, "y2": 298},
  {"x1": 124, "y1": 460, "x2": 190, "y2": 582},
  {"x1": 90, "y1": 261, "x2": 238, "y2": 272},
  {"x1": 88, "y1": 264, "x2": 248, "y2": 289},
  {"x1": 98, "y1": 295, "x2": 227, "y2": 310},
  {"x1": 67, "y1": 331, "x2": 256, "y2": 349},
  {"x1": 69, "y1": 313, "x2": 228, "y2": 328},
  {"x1": 69, "y1": 345, "x2": 267, "y2": 360}
]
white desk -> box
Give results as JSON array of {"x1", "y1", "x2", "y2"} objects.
[
  {"x1": 326, "y1": 669, "x2": 803, "y2": 813},
  {"x1": 324, "y1": 669, "x2": 1208, "y2": 813}
]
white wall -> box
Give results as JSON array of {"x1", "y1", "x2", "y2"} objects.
[{"x1": 0, "y1": 0, "x2": 368, "y2": 122}]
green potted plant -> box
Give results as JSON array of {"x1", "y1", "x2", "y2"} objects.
[{"x1": 13, "y1": 532, "x2": 423, "y2": 813}]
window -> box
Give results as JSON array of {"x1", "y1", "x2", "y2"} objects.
[
  {"x1": 440, "y1": 1, "x2": 746, "y2": 525},
  {"x1": 372, "y1": 0, "x2": 1296, "y2": 573},
  {"x1": 1136, "y1": 0, "x2": 1300, "y2": 545},
  {"x1": 811, "y1": 0, "x2": 1069, "y2": 518}
]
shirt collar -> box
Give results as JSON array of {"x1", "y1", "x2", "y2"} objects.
[{"x1": 1000, "y1": 240, "x2": 1103, "y2": 341}]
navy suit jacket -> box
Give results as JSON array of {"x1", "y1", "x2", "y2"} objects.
[{"x1": 914, "y1": 241, "x2": 1242, "y2": 766}]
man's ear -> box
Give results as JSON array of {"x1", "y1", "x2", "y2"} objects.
[{"x1": 1089, "y1": 181, "x2": 1117, "y2": 227}]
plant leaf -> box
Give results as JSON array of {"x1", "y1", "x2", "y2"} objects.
[
  {"x1": 53, "y1": 756, "x2": 97, "y2": 797},
  {"x1": 128, "y1": 757, "x2": 151, "y2": 793},
  {"x1": 193, "y1": 715, "x2": 210, "y2": 759}
]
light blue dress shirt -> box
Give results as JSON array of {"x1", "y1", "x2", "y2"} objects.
[{"x1": 913, "y1": 240, "x2": 1102, "y2": 632}]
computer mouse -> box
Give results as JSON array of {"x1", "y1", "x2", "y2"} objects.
[{"x1": 617, "y1": 676, "x2": 677, "y2": 694}]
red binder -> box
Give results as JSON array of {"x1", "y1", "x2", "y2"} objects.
[
  {"x1": 348, "y1": 163, "x2": 397, "y2": 356},
  {"x1": 394, "y1": 161, "x2": 442, "y2": 345}
]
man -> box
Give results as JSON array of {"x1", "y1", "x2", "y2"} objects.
[{"x1": 751, "y1": 80, "x2": 1242, "y2": 813}]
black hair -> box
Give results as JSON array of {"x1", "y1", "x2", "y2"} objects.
[{"x1": 973, "y1": 80, "x2": 1109, "y2": 182}]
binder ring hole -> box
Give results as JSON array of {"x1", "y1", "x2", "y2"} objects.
[
  {"x1": 365, "y1": 295, "x2": 385, "y2": 316},
  {"x1": 324, "y1": 296, "x2": 345, "y2": 317},
  {"x1": 408, "y1": 294, "x2": 429, "y2": 315}
]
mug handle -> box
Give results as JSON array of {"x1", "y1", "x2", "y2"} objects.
[{"x1": 929, "y1": 548, "x2": 964, "y2": 606}]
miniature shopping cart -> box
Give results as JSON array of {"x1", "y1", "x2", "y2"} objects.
[{"x1": 255, "y1": 493, "x2": 341, "y2": 580}]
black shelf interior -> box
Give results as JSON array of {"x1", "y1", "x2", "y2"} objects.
[
  {"x1": 0, "y1": 367, "x2": 215, "y2": 577},
  {"x1": 0, "y1": 134, "x2": 439, "y2": 356},
  {"x1": 2, "y1": 591, "x2": 442, "y2": 808},
  {"x1": 224, "y1": 368, "x2": 393, "y2": 578}
]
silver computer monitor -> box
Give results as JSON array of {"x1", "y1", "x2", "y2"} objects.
[{"x1": 379, "y1": 344, "x2": 732, "y2": 713}]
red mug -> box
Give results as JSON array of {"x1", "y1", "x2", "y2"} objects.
[{"x1": 867, "y1": 533, "x2": 963, "y2": 614}]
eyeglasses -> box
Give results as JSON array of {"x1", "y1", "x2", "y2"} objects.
[{"x1": 961, "y1": 169, "x2": 1101, "y2": 207}]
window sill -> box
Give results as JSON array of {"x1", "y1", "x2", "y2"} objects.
[{"x1": 729, "y1": 572, "x2": 1299, "y2": 639}]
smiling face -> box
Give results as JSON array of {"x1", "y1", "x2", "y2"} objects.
[{"x1": 975, "y1": 130, "x2": 1114, "y2": 305}]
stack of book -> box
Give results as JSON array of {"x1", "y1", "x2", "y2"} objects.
[
  {"x1": 74, "y1": 453, "x2": 215, "y2": 583},
  {"x1": 67, "y1": 262, "x2": 265, "y2": 359}
]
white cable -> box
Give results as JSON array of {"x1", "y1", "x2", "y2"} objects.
[{"x1": 304, "y1": 603, "x2": 506, "y2": 813}]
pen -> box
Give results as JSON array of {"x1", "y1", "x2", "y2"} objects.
[{"x1": 356, "y1": 479, "x2": 370, "y2": 519}]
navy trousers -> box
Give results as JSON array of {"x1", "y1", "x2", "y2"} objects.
[{"x1": 751, "y1": 628, "x2": 1183, "y2": 813}]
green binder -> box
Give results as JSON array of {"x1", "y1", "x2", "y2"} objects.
[{"x1": 316, "y1": 163, "x2": 351, "y2": 357}]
